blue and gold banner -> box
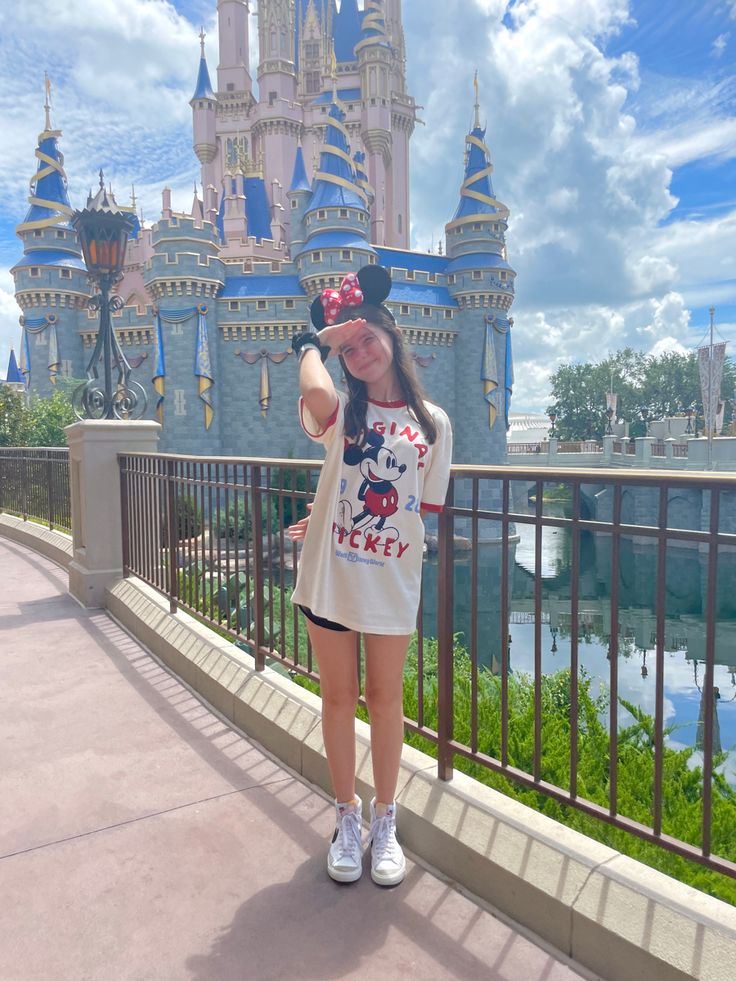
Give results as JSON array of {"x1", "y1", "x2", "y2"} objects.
[
  {"x1": 195, "y1": 303, "x2": 214, "y2": 430},
  {"x1": 20, "y1": 313, "x2": 60, "y2": 386}
]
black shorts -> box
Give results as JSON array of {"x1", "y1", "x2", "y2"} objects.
[{"x1": 299, "y1": 605, "x2": 350, "y2": 632}]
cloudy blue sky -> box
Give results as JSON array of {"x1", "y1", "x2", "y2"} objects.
[{"x1": 1, "y1": 0, "x2": 735, "y2": 411}]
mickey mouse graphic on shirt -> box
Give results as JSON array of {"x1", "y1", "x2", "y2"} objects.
[{"x1": 337, "y1": 430, "x2": 407, "y2": 537}]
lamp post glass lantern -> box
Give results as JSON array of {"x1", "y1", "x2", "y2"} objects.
[{"x1": 72, "y1": 172, "x2": 147, "y2": 420}]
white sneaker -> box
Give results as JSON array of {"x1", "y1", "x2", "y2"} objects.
[
  {"x1": 327, "y1": 795, "x2": 363, "y2": 883},
  {"x1": 369, "y1": 798, "x2": 406, "y2": 886}
]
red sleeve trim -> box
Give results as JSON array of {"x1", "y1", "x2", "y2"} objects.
[
  {"x1": 299, "y1": 396, "x2": 339, "y2": 439},
  {"x1": 420, "y1": 502, "x2": 444, "y2": 513}
]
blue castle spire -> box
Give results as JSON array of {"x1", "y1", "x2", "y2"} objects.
[
  {"x1": 4, "y1": 349, "x2": 23, "y2": 385},
  {"x1": 16, "y1": 83, "x2": 75, "y2": 236},
  {"x1": 289, "y1": 144, "x2": 311, "y2": 193},
  {"x1": 307, "y1": 103, "x2": 366, "y2": 212},
  {"x1": 333, "y1": 0, "x2": 362, "y2": 62},
  {"x1": 192, "y1": 29, "x2": 215, "y2": 101}
]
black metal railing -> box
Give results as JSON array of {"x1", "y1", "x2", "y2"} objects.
[
  {"x1": 0, "y1": 447, "x2": 71, "y2": 532},
  {"x1": 118, "y1": 452, "x2": 736, "y2": 881}
]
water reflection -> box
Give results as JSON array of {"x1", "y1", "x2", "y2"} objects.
[{"x1": 421, "y1": 506, "x2": 736, "y2": 783}]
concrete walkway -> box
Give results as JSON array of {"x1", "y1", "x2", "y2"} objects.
[{"x1": 0, "y1": 538, "x2": 594, "y2": 981}]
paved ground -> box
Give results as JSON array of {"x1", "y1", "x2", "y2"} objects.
[{"x1": 0, "y1": 538, "x2": 595, "y2": 981}]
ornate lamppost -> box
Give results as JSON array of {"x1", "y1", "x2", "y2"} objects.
[
  {"x1": 639, "y1": 405, "x2": 651, "y2": 437},
  {"x1": 72, "y1": 172, "x2": 147, "y2": 420},
  {"x1": 548, "y1": 407, "x2": 558, "y2": 439},
  {"x1": 684, "y1": 403, "x2": 694, "y2": 435}
]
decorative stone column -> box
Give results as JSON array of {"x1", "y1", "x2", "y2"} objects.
[{"x1": 65, "y1": 420, "x2": 161, "y2": 608}]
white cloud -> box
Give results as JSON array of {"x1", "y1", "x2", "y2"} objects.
[{"x1": 712, "y1": 32, "x2": 730, "y2": 57}]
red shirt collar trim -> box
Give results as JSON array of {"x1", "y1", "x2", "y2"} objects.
[{"x1": 368, "y1": 397, "x2": 407, "y2": 408}]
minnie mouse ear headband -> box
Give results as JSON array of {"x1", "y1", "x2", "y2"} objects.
[{"x1": 309, "y1": 265, "x2": 392, "y2": 330}]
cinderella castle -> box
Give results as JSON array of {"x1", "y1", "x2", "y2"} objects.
[{"x1": 9, "y1": 0, "x2": 515, "y2": 464}]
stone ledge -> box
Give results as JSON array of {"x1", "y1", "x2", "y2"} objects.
[
  {"x1": 0, "y1": 513, "x2": 72, "y2": 569},
  {"x1": 106, "y1": 574, "x2": 736, "y2": 981}
]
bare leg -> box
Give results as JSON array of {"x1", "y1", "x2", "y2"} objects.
[
  {"x1": 306, "y1": 619, "x2": 360, "y2": 802},
  {"x1": 363, "y1": 634, "x2": 411, "y2": 804}
]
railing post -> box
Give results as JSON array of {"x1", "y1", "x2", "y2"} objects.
[
  {"x1": 437, "y1": 477, "x2": 455, "y2": 781},
  {"x1": 46, "y1": 450, "x2": 55, "y2": 530},
  {"x1": 251, "y1": 464, "x2": 266, "y2": 671},
  {"x1": 119, "y1": 454, "x2": 130, "y2": 578},
  {"x1": 165, "y1": 457, "x2": 179, "y2": 613}
]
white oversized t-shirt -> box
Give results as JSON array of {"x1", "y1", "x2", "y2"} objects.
[{"x1": 291, "y1": 392, "x2": 453, "y2": 634}]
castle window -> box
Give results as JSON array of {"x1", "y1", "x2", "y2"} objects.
[
  {"x1": 306, "y1": 71, "x2": 320, "y2": 94},
  {"x1": 60, "y1": 269, "x2": 71, "y2": 279},
  {"x1": 29, "y1": 267, "x2": 40, "y2": 277},
  {"x1": 285, "y1": 299, "x2": 295, "y2": 309},
  {"x1": 341, "y1": 250, "x2": 352, "y2": 261},
  {"x1": 271, "y1": 261, "x2": 280, "y2": 272},
  {"x1": 270, "y1": 28, "x2": 277, "y2": 53},
  {"x1": 305, "y1": 42, "x2": 320, "y2": 61},
  {"x1": 445, "y1": 310, "x2": 454, "y2": 320},
  {"x1": 311, "y1": 251, "x2": 322, "y2": 262},
  {"x1": 448, "y1": 274, "x2": 456, "y2": 285},
  {"x1": 56, "y1": 230, "x2": 65, "y2": 239},
  {"x1": 406, "y1": 270, "x2": 415, "y2": 281},
  {"x1": 398, "y1": 214, "x2": 402, "y2": 234},
  {"x1": 318, "y1": 209, "x2": 326, "y2": 219},
  {"x1": 473, "y1": 223, "x2": 482, "y2": 231},
  {"x1": 229, "y1": 301, "x2": 240, "y2": 311},
  {"x1": 500, "y1": 271, "x2": 507, "y2": 280},
  {"x1": 428, "y1": 273, "x2": 437, "y2": 283},
  {"x1": 291, "y1": 198, "x2": 298, "y2": 209},
  {"x1": 227, "y1": 83, "x2": 235, "y2": 92},
  {"x1": 33, "y1": 229, "x2": 42, "y2": 237},
  {"x1": 280, "y1": 27, "x2": 287, "y2": 55},
  {"x1": 269, "y1": 91, "x2": 277, "y2": 106},
  {"x1": 472, "y1": 270, "x2": 482, "y2": 280},
  {"x1": 340, "y1": 209, "x2": 348, "y2": 218},
  {"x1": 257, "y1": 300, "x2": 268, "y2": 311},
  {"x1": 422, "y1": 307, "x2": 431, "y2": 317},
  {"x1": 400, "y1": 304, "x2": 410, "y2": 315}
]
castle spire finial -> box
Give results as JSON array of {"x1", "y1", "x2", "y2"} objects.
[
  {"x1": 131, "y1": 184, "x2": 137, "y2": 211},
  {"x1": 43, "y1": 72, "x2": 52, "y2": 131},
  {"x1": 98, "y1": 168, "x2": 105, "y2": 191},
  {"x1": 199, "y1": 25, "x2": 206, "y2": 56},
  {"x1": 473, "y1": 70, "x2": 481, "y2": 130}
]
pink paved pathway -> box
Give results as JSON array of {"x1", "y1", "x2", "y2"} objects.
[{"x1": 0, "y1": 538, "x2": 594, "y2": 981}]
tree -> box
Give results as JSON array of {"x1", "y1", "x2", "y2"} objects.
[
  {"x1": 0, "y1": 384, "x2": 77, "y2": 447},
  {"x1": 0, "y1": 387, "x2": 29, "y2": 446},
  {"x1": 548, "y1": 349, "x2": 736, "y2": 441}
]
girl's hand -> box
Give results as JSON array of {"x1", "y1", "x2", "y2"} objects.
[
  {"x1": 287, "y1": 503, "x2": 313, "y2": 541},
  {"x1": 317, "y1": 318, "x2": 367, "y2": 357}
]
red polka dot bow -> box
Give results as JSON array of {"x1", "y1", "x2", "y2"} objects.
[{"x1": 320, "y1": 273, "x2": 364, "y2": 326}]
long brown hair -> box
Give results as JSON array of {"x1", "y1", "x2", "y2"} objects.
[{"x1": 335, "y1": 303, "x2": 438, "y2": 445}]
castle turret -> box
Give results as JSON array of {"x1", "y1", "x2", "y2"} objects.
[
  {"x1": 296, "y1": 99, "x2": 374, "y2": 296},
  {"x1": 144, "y1": 190, "x2": 225, "y2": 452},
  {"x1": 445, "y1": 78, "x2": 515, "y2": 463},
  {"x1": 191, "y1": 29, "x2": 218, "y2": 193},
  {"x1": 287, "y1": 143, "x2": 312, "y2": 258},
  {"x1": 216, "y1": 0, "x2": 253, "y2": 97},
  {"x1": 255, "y1": 0, "x2": 302, "y2": 229},
  {"x1": 12, "y1": 81, "x2": 90, "y2": 395}
]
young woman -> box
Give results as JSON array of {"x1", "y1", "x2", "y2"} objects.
[{"x1": 289, "y1": 266, "x2": 452, "y2": 886}]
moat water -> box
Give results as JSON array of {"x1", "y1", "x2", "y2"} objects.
[{"x1": 420, "y1": 506, "x2": 736, "y2": 785}]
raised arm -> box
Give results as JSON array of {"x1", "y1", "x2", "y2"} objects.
[{"x1": 298, "y1": 347, "x2": 338, "y2": 430}]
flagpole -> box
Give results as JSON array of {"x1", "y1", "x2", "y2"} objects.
[{"x1": 708, "y1": 306, "x2": 714, "y2": 469}]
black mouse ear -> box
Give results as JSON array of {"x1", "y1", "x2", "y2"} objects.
[
  {"x1": 357, "y1": 265, "x2": 391, "y2": 306},
  {"x1": 310, "y1": 295, "x2": 326, "y2": 330},
  {"x1": 365, "y1": 429, "x2": 384, "y2": 448}
]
